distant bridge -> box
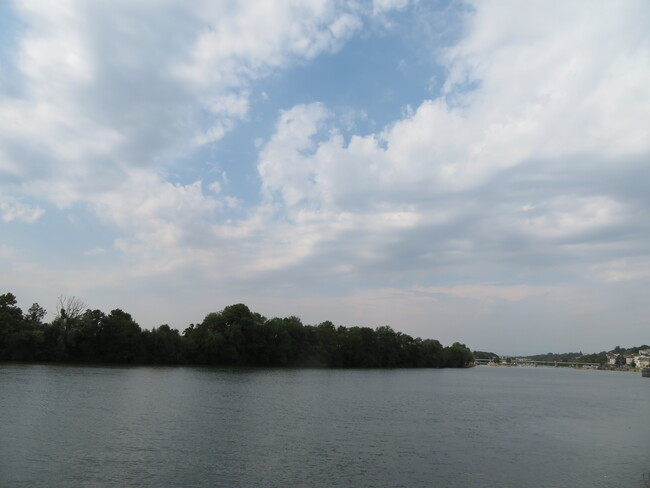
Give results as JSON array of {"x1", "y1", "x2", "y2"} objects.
[{"x1": 475, "y1": 358, "x2": 493, "y2": 365}]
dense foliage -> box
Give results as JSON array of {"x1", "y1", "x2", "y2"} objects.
[
  {"x1": 472, "y1": 350, "x2": 501, "y2": 363},
  {"x1": 0, "y1": 293, "x2": 474, "y2": 368},
  {"x1": 525, "y1": 345, "x2": 650, "y2": 365}
]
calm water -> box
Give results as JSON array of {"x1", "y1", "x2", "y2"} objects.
[{"x1": 0, "y1": 364, "x2": 648, "y2": 488}]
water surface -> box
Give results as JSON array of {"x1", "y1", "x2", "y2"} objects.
[{"x1": 1, "y1": 364, "x2": 648, "y2": 487}]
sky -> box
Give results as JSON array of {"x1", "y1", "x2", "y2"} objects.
[{"x1": 1, "y1": 0, "x2": 649, "y2": 356}]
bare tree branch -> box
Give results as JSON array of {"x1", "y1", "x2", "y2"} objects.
[{"x1": 56, "y1": 295, "x2": 87, "y2": 321}]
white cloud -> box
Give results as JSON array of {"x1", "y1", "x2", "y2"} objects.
[
  {"x1": 91, "y1": 171, "x2": 221, "y2": 249},
  {"x1": 411, "y1": 284, "x2": 564, "y2": 304},
  {"x1": 0, "y1": 0, "x2": 385, "y2": 282},
  {"x1": 441, "y1": 0, "x2": 650, "y2": 158},
  {"x1": 173, "y1": 1, "x2": 363, "y2": 87},
  {"x1": 520, "y1": 196, "x2": 627, "y2": 241},
  {"x1": 248, "y1": 0, "x2": 650, "y2": 287},
  {"x1": 589, "y1": 258, "x2": 650, "y2": 284},
  {"x1": 0, "y1": 0, "x2": 369, "y2": 211},
  {"x1": 258, "y1": 103, "x2": 331, "y2": 208},
  {"x1": 373, "y1": 0, "x2": 411, "y2": 16},
  {"x1": 1, "y1": 0, "x2": 649, "y2": 353},
  {"x1": 0, "y1": 200, "x2": 45, "y2": 223},
  {"x1": 83, "y1": 247, "x2": 106, "y2": 257},
  {"x1": 192, "y1": 119, "x2": 235, "y2": 146}
]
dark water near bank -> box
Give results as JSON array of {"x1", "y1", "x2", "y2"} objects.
[{"x1": 0, "y1": 364, "x2": 648, "y2": 487}]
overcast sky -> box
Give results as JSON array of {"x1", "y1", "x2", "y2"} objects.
[{"x1": 1, "y1": 0, "x2": 649, "y2": 355}]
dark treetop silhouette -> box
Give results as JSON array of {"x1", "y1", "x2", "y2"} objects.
[{"x1": 0, "y1": 292, "x2": 474, "y2": 368}]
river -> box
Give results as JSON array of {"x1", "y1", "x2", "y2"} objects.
[{"x1": 0, "y1": 364, "x2": 648, "y2": 487}]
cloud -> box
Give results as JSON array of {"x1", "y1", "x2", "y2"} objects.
[
  {"x1": 258, "y1": 103, "x2": 331, "y2": 208},
  {"x1": 0, "y1": 199, "x2": 44, "y2": 223},
  {"x1": 83, "y1": 247, "x2": 106, "y2": 257},
  {"x1": 372, "y1": 0, "x2": 411, "y2": 16},
  {"x1": 248, "y1": 0, "x2": 650, "y2": 288},
  {"x1": 174, "y1": 2, "x2": 363, "y2": 87},
  {"x1": 589, "y1": 257, "x2": 650, "y2": 284},
  {"x1": 1, "y1": 0, "x2": 649, "y2": 353},
  {"x1": 0, "y1": 0, "x2": 370, "y2": 209},
  {"x1": 91, "y1": 171, "x2": 221, "y2": 253},
  {"x1": 411, "y1": 284, "x2": 563, "y2": 304},
  {"x1": 519, "y1": 196, "x2": 628, "y2": 241},
  {"x1": 0, "y1": 0, "x2": 393, "y2": 283}
]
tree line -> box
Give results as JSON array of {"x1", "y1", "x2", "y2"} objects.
[
  {"x1": 526, "y1": 351, "x2": 609, "y2": 364},
  {"x1": 0, "y1": 292, "x2": 474, "y2": 368},
  {"x1": 525, "y1": 345, "x2": 650, "y2": 367}
]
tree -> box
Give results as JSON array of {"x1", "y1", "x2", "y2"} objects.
[
  {"x1": 56, "y1": 295, "x2": 87, "y2": 322},
  {"x1": 315, "y1": 321, "x2": 341, "y2": 367},
  {"x1": 25, "y1": 303, "x2": 47, "y2": 326},
  {"x1": 0, "y1": 296, "x2": 477, "y2": 369},
  {"x1": 0, "y1": 293, "x2": 25, "y2": 359},
  {"x1": 97, "y1": 309, "x2": 143, "y2": 363},
  {"x1": 63, "y1": 309, "x2": 105, "y2": 361},
  {"x1": 375, "y1": 325, "x2": 399, "y2": 367},
  {"x1": 0, "y1": 293, "x2": 23, "y2": 325},
  {"x1": 443, "y1": 342, "x2": 474, "y2": 368},
  {"x1": 418, "y1": 339, "x2": 444, "y2": 367},
  {"x1": 143, "y1": 325, "x2": 183, "y2": 364}
]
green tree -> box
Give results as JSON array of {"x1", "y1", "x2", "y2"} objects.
[
  {"x1": 418, "y1": 339, "x2": 444, "y2": 367},
  {"x1": 63, "y1": 309, "x2": 104, "y2": 361},
  {"x1": 312, "y1": 321, "x2": 340, "y2": 366},
  {"x1": 443, "y1": 342, "x2": 474, "y2": 368},
  {"x1": 25, "y1": 303, "x2": 46, "y2": 326},
  {"x1": 0, "y1": 295, "x2": 479, "y2": 369},
  {"x1": 143, "y1": 324, "x2": 183, "y2": 364},
  {"x1": 375, "y1": 325, "x2": 399, "y2": 367},
  {"x1": 0, "y1": 293, "x2": 26, "y2": 359},
  {"x1": 97, "y1": 309, "x2": 143, "y2": 363}
]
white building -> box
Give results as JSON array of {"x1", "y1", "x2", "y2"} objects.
[{"x1": 634, "y1": 356, "x2": 650, "y2": 368}]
